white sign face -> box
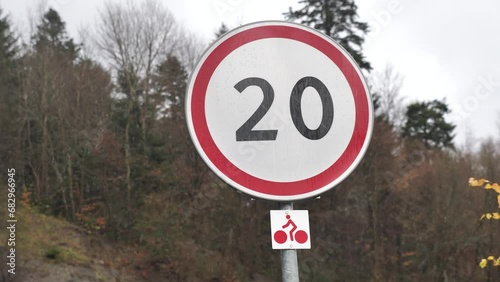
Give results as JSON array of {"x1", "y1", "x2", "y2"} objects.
[
  {"x1": 186, "y1": 21, "x2": 373, "y2": 201},
  {"x1": 270, "y1": 210, "x2": 311, "y2": 249}
]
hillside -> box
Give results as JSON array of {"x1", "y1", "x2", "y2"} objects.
[
  {"x1": 0, "y1": 189, "x2": 278, "y2": 282},
  {"x1": 0, "y1": 191, "x2": 146, "y2": 282}
]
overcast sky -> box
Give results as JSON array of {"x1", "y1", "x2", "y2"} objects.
[{"x1": 1, "y1": 0, "x2": 499, "y2": 147}]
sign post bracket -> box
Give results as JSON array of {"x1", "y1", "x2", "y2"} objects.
[{"x1": 280, "y1": 202, "x2": 299, "y2": 282}]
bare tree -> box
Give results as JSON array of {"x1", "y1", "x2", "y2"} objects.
[
  {"x1": 96, "y1": 0, "x2": 178, "y2": 76},
  {"x1": 176, "y1": 30, "x2": 206, "y2": 73},
  {"x1": 370, "y1": 65, "x2": 405, "y2": 129},
  {"x1": 95, "y1": 0, "x2": 178, "y2": 202}
]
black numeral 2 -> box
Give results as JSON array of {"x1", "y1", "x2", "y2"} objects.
[
  {"x1": 234, "y1": 77, "x2": 278, "y2": 141},
  {"x1": 234, "y1": 76, "x2": 334, "y2": 141}
]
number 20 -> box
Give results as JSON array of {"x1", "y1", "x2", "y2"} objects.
[{"x1": 234, "y1": 76, "x2": 334, "y2": 141}]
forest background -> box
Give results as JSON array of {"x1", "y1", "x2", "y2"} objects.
[{"x1": 1, "y1": 0, "x2": 500, "y2": 281}]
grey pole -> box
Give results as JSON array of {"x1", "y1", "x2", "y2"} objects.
[{"x1": 280, "y1": 202, "x2": 300, "y2": 282}]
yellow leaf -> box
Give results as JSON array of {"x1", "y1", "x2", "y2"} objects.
[
  {"x1": 480, "y1": 214, "x2": 486, "y2": 220},
  {"x1": 479, "y1": 179, "x2": 489, "y2": 186},
  {"x1": 470, "y1": 178, "x2": 490, "y2": 187},
  {"x1": 488, "y1": 256, "x2": 495, "y2": 260},
  {"x1": 485, "y1": 183, "x2": 493, "y2": 189},
  {"x1": 493, "y1": 183, "x2": 500, "y2": 193},
  {"x1": 469, "y1": 177, "x2": 480, "y2": 186},
  {"x1": 480, "y1": 259, "x2": 488, "y2": 268},
  {"x1": 494, "y1": 259, "x2": 500, "y2": 266},
  {"x1": 487, "y1": 213, "x2": 493, "y2": 220},
  {"x1": 493, "y1": 213, "x2": 500, "y2": 220}
]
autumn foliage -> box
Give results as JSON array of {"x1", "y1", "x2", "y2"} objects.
[
  {"x1": 1, "y1": 2, "x2": 500, "y2": 281},
  {"x1": 470, "y1": 177, "x2": 500, "y2": 270}
]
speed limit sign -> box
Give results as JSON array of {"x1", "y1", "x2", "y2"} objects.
[{"x1": 186, "y1": 21, "x2": 373, "y2": 201}]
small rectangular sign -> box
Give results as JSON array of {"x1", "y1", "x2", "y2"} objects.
[{"x1": 270, "y1": 210, "x2": 311, "y2": 249}]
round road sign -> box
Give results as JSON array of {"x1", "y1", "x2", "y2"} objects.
[{"x1": 186, "y1": 21, "x2": 373, "y2": 201}]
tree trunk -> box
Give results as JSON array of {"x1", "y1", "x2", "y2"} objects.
[
  {"x1": 125, "y1": 94, "x2": 133, "y2": 203},
  {"x1": 41, "y1": 106, "x2": 48, "y2": 200},
  {"x1": 140, "y1": 82, "x2": 148, "y2": 153},
  {"x1": 79, "y1": 163, "x2": 85, "y2": 210},
  {"x1": 371, "y1": 185, "x2": 384, "y2": 282},
  {"x1": 67, "y1": 153, "x2": 76, "y2": 219},
  {"x1": 28, "y1": 163, "x2": 40, "y2": 201},
  {"x1": 52, "y1": 160, "x2": 68, "y2": 216},
  {"x1": 40, "y1": 68, "x2": 49, "y2": 201}
]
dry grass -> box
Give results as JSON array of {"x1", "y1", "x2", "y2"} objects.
[
  {"x1": 0, "y1": 188, "x2": 106, "y2": 281},
  {"x1": 14, "y1": 202, "x2": 92, "y2": 267}
]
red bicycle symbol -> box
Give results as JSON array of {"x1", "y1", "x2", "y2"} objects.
[{"x1": 273, "y1": 214, "x2": 308, "y2": 244}]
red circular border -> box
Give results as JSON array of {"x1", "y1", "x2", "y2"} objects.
[{"x1": 190, "y1": 24, "x2": 369, "y2": 197}]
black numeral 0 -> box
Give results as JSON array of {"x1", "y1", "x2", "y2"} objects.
[
  {"x1": 235, "y1": 76, "x2": 334, "y2": 141},
  {"x1": 290, "y1": 76, "x2": 334, "y2": 140}
]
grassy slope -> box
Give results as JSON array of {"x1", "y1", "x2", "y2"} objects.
[
  {"x1": 0, "y1": 190, "x2": 140, "y2": 282},
  {"x1": 0, "y1": 189, "x2": 277, "y2": 282}
]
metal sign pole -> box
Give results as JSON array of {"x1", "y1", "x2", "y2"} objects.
[{"x1": 280, "y1": 202, "x2": 299, "y2": 282}]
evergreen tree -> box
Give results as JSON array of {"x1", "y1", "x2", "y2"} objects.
[
  {"x1": 153, "y1": 54, "x2": 205, "y2": 196},
  {"x1": 0, "y1": 7, "x2": 19, "y2": 171},
  {"x1": 33, "y1": 8, "x2": 79, "y2": 60},
  {"x1": 0, "y1": 7, "x2": 17, "y2": 91},
  {"x1": 0, "y1": 8, "x2": 17, "y2": 69},
  {"x1": 154, "y1": 54, "x2": 188, "y2": 121},
  {"x1": 214, "y1": 22, "x2": 229, "y2": 40},
  {"x1": 402, "y1": 99, "x2": 455, "y2": 149},
  {"x1": 284, "y1": 0, "x2": 371, "y2": 71}
]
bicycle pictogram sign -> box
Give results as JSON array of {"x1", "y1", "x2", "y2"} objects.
[
  {"x1": 270, "y1": 210, "x2": 311, "y2": 249},
  {"x1": 274, "y1": 215, "x2": 308, "y2": 244}
]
